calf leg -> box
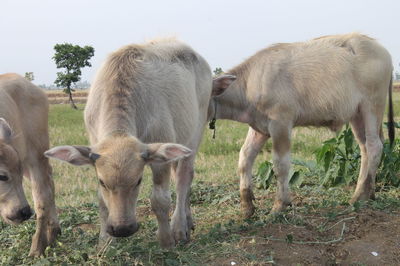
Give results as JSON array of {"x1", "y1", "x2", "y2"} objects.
[
  {"x1": 28, "y1": 157, "x2": 60, "y2": 257},
  {"x1": 351, "y1": 110, "x2": 383, "y2": 202},
  {"x1": 150, "y1": 164, "x2": 175, "y2": 249},
  {"x1": 171, "y1": 156, "x2": 195, "y2": 243},
  {"x1": 268, "y1": 121, "x2": 292, "y2": 213},
  {"x1": 349, "y1": 112, "x2": 369, "y2": 203},
  {"x1": 238, "y1": 127, "x2": 268, "y2": 218}
]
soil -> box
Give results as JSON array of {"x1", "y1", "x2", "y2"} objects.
[
  {"x1": 224, "y1": 209, "x2": 400, "y2": 265},
  {"x1": 70, "y1": 206, "x2": 399, "y2": 265}
]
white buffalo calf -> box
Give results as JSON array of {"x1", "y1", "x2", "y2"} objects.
[
  {"x1": 0, "y1": 73, "x2": 60, "y2": 256},
  {"x1": 211, "y1": 33, "x2": 394, "y2": 218},
  {"x1": 45, "y1": 38, "x2": 212, "y2": 248}
]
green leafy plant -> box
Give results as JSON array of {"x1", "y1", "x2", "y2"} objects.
[
  {"x1": 255, "y1": 161, "x2": 302, "y2": 189},
  {"x1": 256, "y1": 124, "x2": 400, "y2": 189},
  {"x1": 315, "y1": 124, "x2": 400, "y2": 187},
  {"x1": 314, "y1": 125, "x2": 360, "y2": 187},
  {"x1": 376, "y1": 138, "x2": 400, "y2": 186}
]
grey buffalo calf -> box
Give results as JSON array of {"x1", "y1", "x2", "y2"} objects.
[
  {"x1": 0, "y1": 73, "x2": 60, "y2": 256},
  {"x1": 45, "y1": 38, "x2": 212, "y2": 248},
  {"x1": 211, "y1": 33, "x2": 394, "y2": 218}
]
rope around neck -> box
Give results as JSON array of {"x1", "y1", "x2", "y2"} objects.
[{"x1": 208, "y1": 99, "x2": 217, "y2": 139}]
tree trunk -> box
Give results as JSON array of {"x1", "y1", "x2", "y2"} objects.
[{"x1": 68, "y1": 88, "x2": 77, "y2": 109}]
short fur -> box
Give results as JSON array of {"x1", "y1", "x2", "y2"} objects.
[
  {"x1": 0, "y1": 73, "x2": 60, "y2": 256},
  {"x1": 48, "y1": 38, "x2": 212, "y2": 247},
  {"x1": 212, "y1": 33, "x2": 394, "y2": 217}
]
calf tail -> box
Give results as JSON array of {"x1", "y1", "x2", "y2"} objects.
[{"x1": 387, "y1": 75, "x2": 395, "y2": 146}]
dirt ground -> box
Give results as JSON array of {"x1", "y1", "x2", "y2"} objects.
[
  {"x1": 223, "y1": 209, "x2": 400, "y2": 265},
  {"x1": 72, "y1": 203, "x2": 400, "y2": 265},
  {"x1": 46, "y1": 91, "x2": 87, "y2": 104}
]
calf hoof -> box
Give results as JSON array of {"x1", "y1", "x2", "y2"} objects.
[
  {"x1": 171, "y1": 213, "x2": 194, "y2": 244},
  {"x1": 47, "y1": 225, "x2": 61, "y2": 244},
  {"x1": 160, "y1": 237, "x2": 176, "y2": 249},
  {"x1": 187, "y1": 214, "x2": 195, "y2": 232},
  {"x1": 28, "y1": 249, "x2": 43, "y2": 257},
  {"x1": 172, "y1": 226, "x2": 190, "y2": 244},
  {"x1": 349, "y1": 191, "x2": 371, "y2": 204},
  {"x1": 29, "y1": 230, "x2": 49, "y2": 257},
  {"x1": 370, "y1": 191, "x2": 376, "y2": 200},
  {"x1": 241, "y1": 201, "x2": 255, "y2": 219},
  {"x1": 270, "y1": 199, "x2": 290, "y2": 214},
  {"x1": 240, "y1": 189, "x2": 256, "y2": 219},
  {"x1": 29, "y1": 243, "x2": 46, "y2": 257},
  {"x1": 175, "y1": 231, "x2": 189, "y2": 244}
]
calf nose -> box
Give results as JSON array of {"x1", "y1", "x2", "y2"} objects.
[
  {"x1": 106, "y1": 223, "x2": 139, "y2": 237},
  {"x1": 19, "y1": 206, "x2": 33, "y2": 221}
]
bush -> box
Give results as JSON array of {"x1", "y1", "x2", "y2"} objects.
[{"x1": 256, "y1": 124, "x2": 400, "y2": 189}]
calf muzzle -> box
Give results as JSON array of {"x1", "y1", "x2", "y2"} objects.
[
  {"x1": 7, "y1": 205, "x2": 33, "y2": 223},
  {"x1": 106, "y1": 222, "x2": 139, "y2": 237}
]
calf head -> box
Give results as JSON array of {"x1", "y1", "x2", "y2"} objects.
[
  {"x1": 0, "y1": 118, "x2": 32, "y2": 224},
  {"x1": 45, "y1": 135, "x2": 191, "y2": 237}
]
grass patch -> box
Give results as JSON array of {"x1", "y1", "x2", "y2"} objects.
[{"x1": 1, "y1": 97, "x2": 400, "y2": 265}]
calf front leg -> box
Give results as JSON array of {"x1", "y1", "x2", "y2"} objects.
[
  {"x1": 28, "y1": 158, "x2": 60, "y2": 257},
  {"x1": 238, "y1": 127, "x2": 268, "y2": 218},
  {"x1": 171, "y1": 157, "x2": 194, "y2": 243},
  {"x1": 150, "y1": 164, "x2": 175, "y2": 249},
  {"x1": 269, "y1": 121, "x2": 292, "y2": 213}
]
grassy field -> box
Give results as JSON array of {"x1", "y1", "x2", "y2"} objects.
[{"x1": 0, "y1": 101, "x2": 400, "y2": 265}]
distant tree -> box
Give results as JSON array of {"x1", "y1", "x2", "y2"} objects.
[
  {"x1": 24, "y1": 72, "x2": 34, "y2": 81},
  {"x1": 213, "y1": 67, "x2": 224, "y2": 76},
  {"x1": 53, "y1": 43, "x2": 94, "y2": 109},
  {"x1": 395, "y1": 71, "x2": 400, "y2": 81}
]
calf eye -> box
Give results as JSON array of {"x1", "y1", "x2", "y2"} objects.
[
  {"x1": 0, "y1": 175, "x2": 9, "y2": 181},
  {"x1": 99, "y1": 179, "x2": 106, "y2": 188}
]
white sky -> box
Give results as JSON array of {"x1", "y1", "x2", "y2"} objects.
[{"x1": 1, "y1": 0, "x2": 399, "y2": 85}]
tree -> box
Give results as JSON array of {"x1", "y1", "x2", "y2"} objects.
[
  {"x1": 53, "y1": 43, "x2": 94, "y2": 109},
  {"x1": 395, "y1": 71, "x2": 400, "y2": 81},
  {"x1": 213, "y1": 67, "x2": 224, "y2": 76},
  {"x1": 24, "y1": 72, "x2": 34, "y2": 81}
]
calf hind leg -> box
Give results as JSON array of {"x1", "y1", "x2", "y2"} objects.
[
  {"x1": 238, "y1": 127, "x2": 268, "y2": 218},
  {"x1": 351, "y1": 110, "x2": 383, "y2": 203}
]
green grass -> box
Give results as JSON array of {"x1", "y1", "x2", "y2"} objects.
[{"x1": 1, "y1": 99, "x2": 400, "y2": 265}]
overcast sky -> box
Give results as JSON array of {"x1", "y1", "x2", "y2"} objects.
[{"x1": 1, "y1": 0, "x2": 399, "y2": 85}]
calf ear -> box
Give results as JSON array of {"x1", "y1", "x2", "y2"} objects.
[
  {"x1": 0, "y1": 118, "x2": 13, "y2": 142},
  {"x1": 44, "y1": 145, "x2": 100, "y2": 166},
  {"x1": 212, "y1": 75, "x2": 236, "y2": 96},
  {"x1": 141, "y1": 143, "x2": 192, "y2": 164}
]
